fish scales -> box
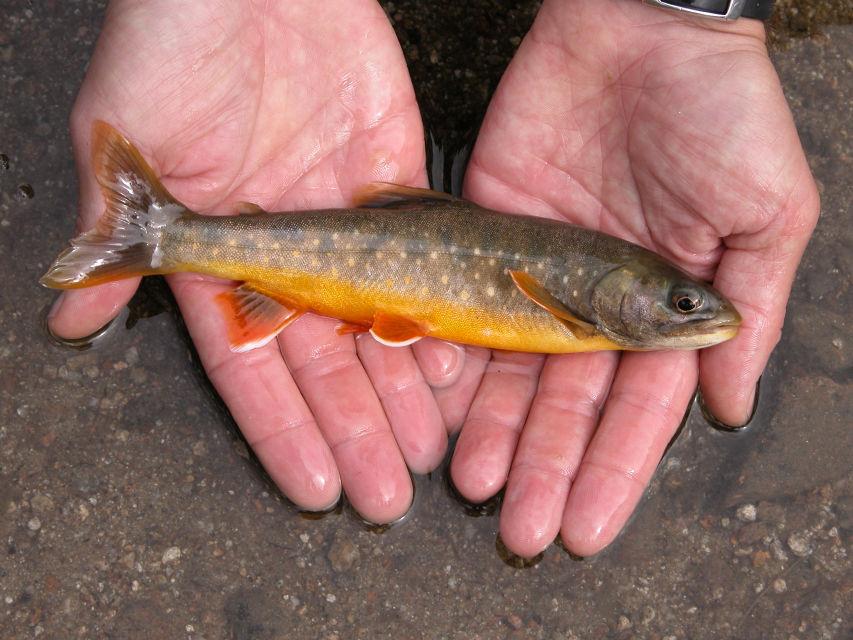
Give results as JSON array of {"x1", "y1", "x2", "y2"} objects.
[{"x1": 163, "y1": 206, "x2": 628, "y2": 352}]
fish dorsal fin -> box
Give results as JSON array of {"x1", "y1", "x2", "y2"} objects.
[
  {"x1": 234, "y1": 201, "x2": 267, "y2": 215},
  {"x1": 353, "y1": 183, "x2": 456, "y2": 209},
  {"x1": 369, "y1": 312, "x2": 427, "y2": 347},
  {"x1": 215, "y1": 284, "x2": 303, "y2": 352},
  {"x1": 509, "y1": 271, "x2": 596, "y2": 339}
]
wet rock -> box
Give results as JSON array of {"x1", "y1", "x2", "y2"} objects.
[
  {"x1": 787, "y1": 532, "x2": 813, "y2": 557},
  {"x1": 161, "y1": 547, "x2": 181, "y2": 563},
  {"x1": 327, "y1": 536, "x2": 360, "y2": 573},
  {"x1": 30, "y1": 493, "x2": 54, "y2": 513},
  {"x1": 736, "y1": 504, "x2": 757, "y2": 522}
]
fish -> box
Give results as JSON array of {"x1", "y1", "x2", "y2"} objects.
[{"x1": 41, "y1": 122, "x2": 741, "y2": 354}]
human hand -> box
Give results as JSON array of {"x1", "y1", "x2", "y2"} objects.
[
  {"x1": 47, "y1": 0, "x2": 456, "y2": 522},
  {"x1": 447, "y1": 0, "x2": 819, "y2": 556}
]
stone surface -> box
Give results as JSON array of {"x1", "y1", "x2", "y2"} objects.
[{"x1": 0, "y1": 2, "x2": 850, "y2": 640}]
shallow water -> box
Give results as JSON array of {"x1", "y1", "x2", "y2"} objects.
[{"x1": 1, "y1": 2, "x2": 850, "y2": 639}]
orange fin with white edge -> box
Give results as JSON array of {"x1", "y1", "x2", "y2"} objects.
[
  {"x1": 215, "y1": 284, "x2": 303, "y2": 352},
  {"x1": 509, "y1": 270, "x2": 596, "y2": 339},
  {"x1": 369, "y1": 312, "x2": 427, "y2": 347},
  {"x1": 353, "y1": 183, "x2": 456, "y2": 209}
]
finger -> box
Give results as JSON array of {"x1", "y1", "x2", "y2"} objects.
[
  {"x1": 431, "y1": 346, "x2": 491, "y2": 434},
  {"x1": 700, "y1": 232, "x2": 815, "y2": 426},
  {"x1": 355, "y1": 334, "x2": 447, "y2": 474},
  {"x1": 561, "y1": 351, "x2": 698, "y2": 556},
  {"x1": 168, "y1": 274, "x2": 341, "y2": 511},
  {"x1": 450, "y1": 352, "x2": 545, "y2": 503},
  {"x1": 499, "y1": 352, "x2": 618, "y2": 558},
  {"x1": 412, "y1": 339, "x2": 466, "y2": 388},
  {"x1": 46, "y1": 281, "x2": 140, "y2": 339},
  {"x1": 279, "y1": 315, "x2": 413, "y2": 524}
]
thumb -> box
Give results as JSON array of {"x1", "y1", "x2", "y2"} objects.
[{"x1": 46, "y1": 111, "x2": 140, "y2": 339}]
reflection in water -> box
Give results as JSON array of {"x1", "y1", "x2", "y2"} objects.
[{"x1": 41, "y1": 301, "x2": 128, "y2": 351}]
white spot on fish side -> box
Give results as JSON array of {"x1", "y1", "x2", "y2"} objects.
[
  {"x1": 441, "y1": 274, "x2": 449, "y2": 285},
  {"x1": 474, "y1": 248, "x2": 481, "y2": 256},
  {"x1": 421, "y1": 286, "x2": 429, "y2": 295},
  {"x1": 514, "y1": 253, "x2": 520, "y2": 260},
  {"x1": 272, "y1": 242, "x2": 281, "y2": 250},
  {"x1": 487, "y1": 286, "x2": 495, "y2": 297},
  {"x1": 511, "y1": 289, "x2": 518, "y2": 298},
  {"x1": 488, "y1": 258, "x2": 496, "y2": 266},
  {"x1": 312, "y1": 238, "x2": 320, "y2": 246},
  {"x1": 376, "y1": 251, "x2": 384, "y2": 259},
  {"x1": 572, "y1": 290, "x2": 578, "y2": 297},
  {"x1": 537, "y1": 261, "x2": 544, "y2": 270},
  {"x1": 347, "y1": 257, "x2": 355, "y2": 267},
  {"x1": 460, "y1": 262, "x2": 467, "y2": 269},
  {"x1": 292, "y1": 250, "x2": 301, "y2": 257},
  {"x1": 212, "y1": 248, "x2": 220, "y2": 257},
  {"x1": 460, "y1": 290, "x2": 470, "y2": 301},
  {"x1": 227, "y1": 239, "x2": 237, "y2": 247},
  {"x1": 562, "y1": 275, "x2": 569, "y2": 284},
  {"x1": 311, "y1": 258, "x2": 319, "y2": 267},
  {"x1": 474, "y1": 272, "x2": 480, "y2": 280},
  {"x1": 577, "y1": 267, "x2": 584, "y2": 276},
  {"x1": 332, "y1": 267, "x2": 339, "y2": 277},
  {"x1": 415, "y1": 258, "x2": 422, "y2": 266},
  {"x1": 399, "y1": 251, "x2": 407, "y2": 259},
  {"x1": 430, "y1": 251, "x2": 438, "y2": 260},
  {"x1": 332, "y1": 232, "x2": 339, "y2": 240}
]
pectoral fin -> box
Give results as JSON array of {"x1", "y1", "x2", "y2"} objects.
[
  {"x1": 509, "y1": 270, "x2": 596, "y2": 339},
  {"x1": 215, "y1": 284, "x2": 303, "y2": 352},
  {"x1": 369, "y1": 312, "x2": 427, "y2": 347}
]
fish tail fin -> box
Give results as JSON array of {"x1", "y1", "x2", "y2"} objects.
[{"x1": 40, "y1": 121, "x2": 186, "y2": 289}]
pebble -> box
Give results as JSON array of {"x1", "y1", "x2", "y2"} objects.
[
  {"x1": 787, "y1": 532, "x2": 812, "y2": 557},
  {"x1": 506, "y1": 613, "x2": 523, "y2": 630},
  {"x1": 31, "y1": 494, "x2": 54, "y2": 513},
  {"x1": 327, "y1": 537, "x2": 360, "y2": 573},
  {"x1": 161, "y1": 547, "x2": 181, "y2": 563},
  {"x1": 773, "y1": 578, "x2": 788, "y2": 593},
  {"x1": 616, "y1": 615, "x2": 632, "y2": 631},
  {"x1": 736, "y1": 504, "x2": 757, "y2": 522},
  {"x1": 27, "y1": 517, "x2": 41, "y2": 531}
]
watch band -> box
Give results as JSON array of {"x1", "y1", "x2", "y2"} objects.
[{"x1": 643, "y1": 0, "x2": 775, "y2": 20}]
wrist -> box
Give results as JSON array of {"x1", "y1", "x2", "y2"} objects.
[{"x1": 636, "y1": 0, "x2": 768, "y2": 40}]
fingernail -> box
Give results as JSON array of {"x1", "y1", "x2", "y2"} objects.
[
  {"x1": 46, "y1": 292, "x2": 65, "y2": 324},
  {"x1": 699, "y1": 378, "x2": 761, "y2": 432},
  {"x1": 416, "y1": 340, "x2": 464, "y2": 388}
]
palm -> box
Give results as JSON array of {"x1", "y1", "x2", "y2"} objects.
[
  {"x1": 450, "y1": 0, "x2": 818, "y2": 556},
  {"x1": 52, "y1": 0, "x2": 449, "y2": 522}
]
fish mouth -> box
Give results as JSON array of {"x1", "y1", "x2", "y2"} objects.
[{"x1": 660, "y1": 304, "x2": 743, "y2": 343}]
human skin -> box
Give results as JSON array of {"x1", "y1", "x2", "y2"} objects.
[
  {"x1": 446, "y1": 0, "x2": 820, "y2": 557},
  {"x1": 47, "y1": 0, "x2": 464, "y2": 523},
  {"x1": 49, "y1": 0, "x2": 818, "y2": 557}
]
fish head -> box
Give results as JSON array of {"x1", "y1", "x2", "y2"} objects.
[{"x1": 588, "y1": 257, "x2": 741, "y2": 350}]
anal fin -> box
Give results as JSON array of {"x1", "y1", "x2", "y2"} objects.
[
  {"x1": 509, "y1": 270, "x2": 596, "y2": 339},
  {"x1": 369, "y1": 312, "x2": 427, "y2": 347},
  {"x1": 215, "y1": 284, "x2": 303, "y2": 352}
]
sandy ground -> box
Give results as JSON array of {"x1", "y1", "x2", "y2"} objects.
[{"x1": 1, "y1": 2, "x2": 850, "y2": 639}]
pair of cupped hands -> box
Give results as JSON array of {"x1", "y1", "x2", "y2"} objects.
[{"x1": 48, "y1": 0, "x2": 818, "y2": 557}]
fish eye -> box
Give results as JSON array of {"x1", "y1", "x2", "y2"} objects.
[{"x1": 673, "y1": 293, "x2": 702, "y2": 313}]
